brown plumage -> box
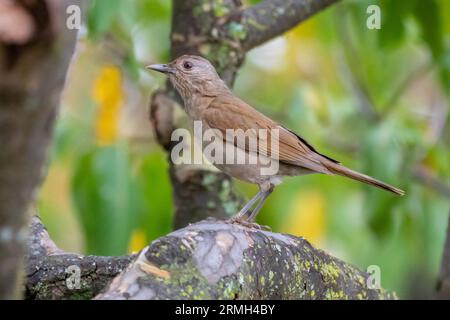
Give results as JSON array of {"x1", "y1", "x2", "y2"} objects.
[{"x1": 147, "y1": 55, "x2": 404, "y2": 227}]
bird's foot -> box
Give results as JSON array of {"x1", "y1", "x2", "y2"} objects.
[{"x1": 226, "y1": 217, "x2": 271, "y2": 231}]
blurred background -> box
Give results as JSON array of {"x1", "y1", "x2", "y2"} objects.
[{"x1": 37, "y1": 0, "x2": 450, "y2": 298}]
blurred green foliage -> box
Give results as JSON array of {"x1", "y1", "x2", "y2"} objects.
[
  {"x1": 71, "y1": 146, "x2": 173, "y2": 254},
  {"x1": 37, "y1": 0, "x2": 450, "y2": 298}
]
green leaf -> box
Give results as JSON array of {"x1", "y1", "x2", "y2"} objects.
[
  {"x1": 135, "y1": 0, "x2": 171, "y2": 22},
  {"x1": 133, "y1": 151, "x2": 173, "y2": 241},
  {"x1": 413, "y1": 0, "x2": 444, "y2": 59},
  {"x1": 439, "y1": 50, "x2": 450, "y2": 96},
  {"x1": 378, "y1": 0, "x2": 416, "y2": 49},
  {"x1": 87, "y1": 0, "x2": 122, "y2": 38},
  {"x1": 72, "y1": 146, "x2": 137, "y2": 255}
]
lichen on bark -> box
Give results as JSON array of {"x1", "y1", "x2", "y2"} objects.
[{"x1": 96, "y1": 219, "x2": 395, "y2": 300}]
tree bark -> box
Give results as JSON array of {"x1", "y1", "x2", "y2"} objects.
[
  {"x1": 25, "y1": 217, "x2": 134, "y2": 300},
  {"x1": 26, "y1": 216, "x2": 394, "y2": 300},
  {"x1": 241, "y1": 0, "x2": 340, "y2": 51},
  {"x1": 0, "y1": 0, "x2": 80, "y2": 299}
]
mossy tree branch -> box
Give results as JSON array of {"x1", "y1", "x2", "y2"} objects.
[
  {"x1": 25, "y1": 217, "x2": 134, "y2": 300},
  {"x1": 26, "y1": 217, "x2": 394, "y2": 300}
]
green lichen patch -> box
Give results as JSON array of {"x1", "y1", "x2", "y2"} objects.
[
  {"x1": 202, "y1": 173, "x2": 218, "y2": 186},
  {"x1": 227, "y1": 22, "x2": 247, "y2": 41},
  {"x1": 319, "y1": 261, "x2": 341, "y2": 284},
  {"x1": 114, "y1": 222, "x2": 396, "y2": 300}
]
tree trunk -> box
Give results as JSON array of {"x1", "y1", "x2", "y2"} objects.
[{"x1": 0, "y1": 0, "x2": 80, "y2": 299}]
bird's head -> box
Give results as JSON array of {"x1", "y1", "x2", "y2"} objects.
[{"x1": 146, "y1": 55, "x2": 228, "y2": 101}]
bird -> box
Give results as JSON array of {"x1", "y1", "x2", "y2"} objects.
[{"x1": 147, "y1": 55, "x2": 404, "y2": 228}]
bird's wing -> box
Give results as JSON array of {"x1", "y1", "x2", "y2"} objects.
[{"x1": 202, "y1": 94, "x2": 340, "y2": 173}]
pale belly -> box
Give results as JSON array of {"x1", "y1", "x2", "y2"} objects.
[{"x1": 202, "y1": 138, "x2": 312, "y2": 186}]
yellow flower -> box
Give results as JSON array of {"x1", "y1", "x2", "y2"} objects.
[
  {"x1": 284, "y1": 190, "x2": 326, "y2": 246},
  {"x1": 92, "y1": 65, "x2": 123, "y2": 146}
]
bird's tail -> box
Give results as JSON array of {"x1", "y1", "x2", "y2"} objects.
[{"x1": 323, "y1": 162, "x2": 405, "y2": 196}]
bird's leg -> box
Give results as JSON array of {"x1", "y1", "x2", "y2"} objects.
[
  {"x1": 230, "y1": 189, "x2": 264, "y2": 221},
  {"x1": 228, "y1": 183, "x2": 274, "y2": 230},
  {"x1": 247, "y1": 184, "x2": 275, "y2": 222}
]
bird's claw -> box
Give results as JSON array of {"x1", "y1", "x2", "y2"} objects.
[{"x1": 226, "y1": 217, "x2": 271, "y2": 231}]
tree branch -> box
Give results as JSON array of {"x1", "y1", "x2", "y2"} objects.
[
  {"x1": 241, "y1": 0, "x2": 340, "y2": 51},
  {"x1": 25, "y1": 217, "x2": 134, "y2": 300},
  {"x1": 95, "y1": 219, "x2": 394, "y2": 300},
  {"x1": 26, "y1": 216, "x2": 394, "y2": 300}
]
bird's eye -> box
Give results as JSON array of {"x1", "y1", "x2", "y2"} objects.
[{"x1": 183, "y1": 61, "x2": 193, "y2": 70}]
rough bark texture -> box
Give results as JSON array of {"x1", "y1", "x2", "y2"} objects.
[
  {"x1": 25, "y1": 218, "x2": 394, "y2": 300},
  {"x1": 0, "y1": 0, "x2": 80, "y2": 299},
  {"x1": 242, "y1": 0, "x2": 340, "y2": 50},
  {"x1": 170, "y1": 168, "x2": 245, "y2": 230},
  {"x1": 96, "y1": 219, "x2": 394, "y2": 300},
  {"x1": 150, "y1": 0, "x2": 338, "y2": 228},
  {"x1": 25, "y1": 217, "x2": 134, "y2": 300}
]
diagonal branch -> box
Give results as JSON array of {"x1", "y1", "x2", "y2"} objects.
[
  {"x1": 241, "y1": 0, "x2": 340, "y2": 51},
  {"x1": 25, "y1": 216, "x2": 134, "y2": 300}
]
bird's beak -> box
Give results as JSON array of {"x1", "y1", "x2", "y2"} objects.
[{"x1": 146, "y1": 64, "x2": 175, "y2": 74}]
